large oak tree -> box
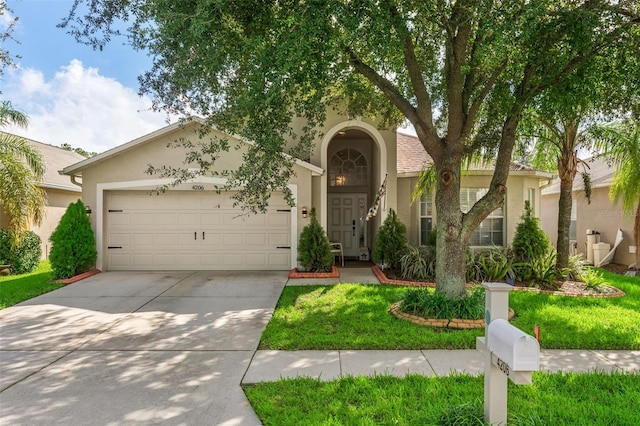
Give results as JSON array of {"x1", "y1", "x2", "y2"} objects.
[{"x1": 62, "y1": 0, "x2": 640, "y2": 297}]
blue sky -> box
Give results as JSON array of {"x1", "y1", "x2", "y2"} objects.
[
  {"x1": 1, "y1": 0, "x2": 170, "y2": 153},
  {"x1": 1, "y1": 1, "x2": 416, "y2": 153}
]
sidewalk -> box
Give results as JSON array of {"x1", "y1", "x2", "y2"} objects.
[{"x1": 243, "y1": 349, "x2": 640, "y2": 384}]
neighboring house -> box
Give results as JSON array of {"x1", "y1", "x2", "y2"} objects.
[
  {"x1": 0, "y1": 135, "x2": 85, "y2": 258},
  {"x1": 61, "y1": 113, "x2": 552, "y2": 272},
  {"x1": 541, "y1": 157, "x2": 637, "y2": 267}
]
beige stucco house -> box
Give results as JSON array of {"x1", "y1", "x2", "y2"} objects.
[
  {"x1": 541, "y1": 157, "x2": 637, "y2": 267},
  {"x1": 0, "y1": 135, "x2": 85, "y2": 258},
  {"x1": 62, "y1": 114, "x2": 553, "y2": 272}
]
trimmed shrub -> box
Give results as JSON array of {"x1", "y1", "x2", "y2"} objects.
[
  {"x1": 297, "y1": 208, "x2": 333, "y2": 272},
  {"x1": 0, "y1": 230, "x2": 42, "y2": 274},
  {"x1": 49, "y1": 200, "x2": 97, "y2": 279},
  {"x1": 512, "y1": 200, "x2": 551, "y2": 264},
  {"x1": 372, "y1": 209, "x2": 407, "y2": 269}
]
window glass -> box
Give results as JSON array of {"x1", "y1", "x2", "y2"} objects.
[
  {"x1": 420, "y1": 188, "x2": 504, "y2": 247},
  {"x1": 329, "y1": 148, "x2": 368, "y2": 186}
]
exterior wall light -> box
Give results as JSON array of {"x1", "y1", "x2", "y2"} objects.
[{"x1": 302, "y1": 206, "x2": 308, "y2": 218}]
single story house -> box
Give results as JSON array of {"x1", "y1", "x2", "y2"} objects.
[
  {"x1": 540, "y1": 156, "x2": 637, "y2": 267},
  {"x1": 0, "y1": 135, "x2": 85, "y2": 258},
  {"x1": 62, "y1": 112, "x2": 552, "y2": 271}
]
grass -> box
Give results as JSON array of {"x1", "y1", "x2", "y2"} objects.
[
  {"x1": 244, "y1": 371, "x2": 640, "y2": 425},
  {"x1": 0, "y1": 261, "x2": 62, "y2": 309},
  {"x1": 259, "y1": 270, "x2": 640, "y2": 350}
]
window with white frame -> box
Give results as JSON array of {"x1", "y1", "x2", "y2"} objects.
[
  {"x1": 461, "y1": 188, "x2": 504, "y2": 246},
  {"x1": 420, "y1": 188, "x2": 504, "y2": 247},
  {"x1": 419, "y1": 194, "x2": 434, "y2": 245}
]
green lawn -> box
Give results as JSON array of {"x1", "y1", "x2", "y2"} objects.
[
  {"x1": 244, "y1": 371, "x2": 640, "y2": 426},
  {"x1": 259, "y1": 271, "x2": 640, "y2": 350},
  {"x1": 0, "y1": 261, "x2": 62, "y2": 309},
  {"x1": 251, "y1": 271, "x2": 640, "y2": 425}
]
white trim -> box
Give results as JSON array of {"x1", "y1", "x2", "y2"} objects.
[
  {"x1": 95, "y1": 176, "x2": 297, "y2": 271},
  {"x1": 319, "y1": 120, "x2": 388, "y2": 229},
  {"x1": 39, "y1": 183, "x2": 82, "y2": 192}
]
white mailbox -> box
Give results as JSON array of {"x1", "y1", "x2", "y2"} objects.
[{"x1": 488, "y1": 318, "x2": 540, "y2": 373}]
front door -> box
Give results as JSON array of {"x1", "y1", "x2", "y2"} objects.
[{"x1": 328, "y1": 193, "x2": 367, "y2": 258}]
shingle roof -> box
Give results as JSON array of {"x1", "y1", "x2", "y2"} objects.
[
  {"x1": 542, "y1": 156, "x2": 615, "y2": 195},
  {"x1": 396, "y1": 132, "x2": 433, "y2": 173},
  {"x1": 2, "y1": 133, "x2": 86, "y2": 191},
  {"x1": 396, "y1": 132, "x2": 546, "y2": 174}
]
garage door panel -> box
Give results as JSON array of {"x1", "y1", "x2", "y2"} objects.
[
  {"x1": 223, "y1": 233, "x2": 245, "y2": 245},
  {"x1": 130, "y1": 213, "x2": 153, "y2": 226},
  {"x1": 178, "y1": 213, "x2": 200, "y2": 226},
  {"x1": 105, "y1": 191, "x2": 291, "y2": 271},
  {"x1": 108, "y1": 253, "x2": 130, "y2": 268},
  {"x1": 246, "y1": 253, "x2": 267, "y2": 266},
  {"x1": 131, "y1": 233, "x2": 153, "y2": 246},
  {"x1": 155, "y1": 213, "x2": 178, "y2": 226},
  {"x1": 246, "y1": 233, "x2": 266, "y2": 246},
  {"x1": 108, "y1": 234, "x2": 130, "y2": 246},
  {"x1": 269, "y1": 253, "x2": 290, "y2": 266},
  {"x1": 269, "y1": 214, "x2": 290, "y2": 227},
  {"x1": 269, "y1": 233, "x2": 289, "y2": 246},
  {"x1": 154, "y1": 233, "x2": 179, "y2": 246},
  {"x1": 109, "y1": 213, "x2": 131, "y2": 227},
  {"x1": 200, "y1": 213, "x2": 223, "y2": 226}
]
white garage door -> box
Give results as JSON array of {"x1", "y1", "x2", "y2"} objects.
[{"x1": 105, "y1": 190, "x2": 292, "y2": 271}]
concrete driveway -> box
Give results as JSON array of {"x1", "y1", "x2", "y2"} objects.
[{"x1": 0, "y1": 271, "x2": 288, "y2": 425}]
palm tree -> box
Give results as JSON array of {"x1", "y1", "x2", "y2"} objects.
[
  {"x1": 591, "y1": 121, "x2": 640, "y2": 273},
  {"x1": 0, "y1": 101, "x2": 47, "y2": 240},
  {"x1": 517, "y1": 115, "x2": 594, "y2": 270}
]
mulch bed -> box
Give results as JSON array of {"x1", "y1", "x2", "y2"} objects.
[{"x1": 373, "y1": 265, "x2": 626, "y2": 298}]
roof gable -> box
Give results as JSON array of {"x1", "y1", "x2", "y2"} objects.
[{"x1": 63, "y1": 117, "x2": 323, "y2": 176}]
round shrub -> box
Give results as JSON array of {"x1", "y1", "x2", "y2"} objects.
[
  {"x1": 49, "y1": 200, "x2": 97, "y2": 279},
  {"x1": 0, "y1": 230, "x2": 42, "y2": 274}
]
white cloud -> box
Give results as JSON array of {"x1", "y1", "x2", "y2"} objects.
[{"x1": 4, "y1": 59, "x2": 173, "y2": 153}]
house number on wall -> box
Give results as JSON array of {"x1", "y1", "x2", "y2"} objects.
[{"x1": 192, "y1": 185, "x2": 205, "y2": 191}]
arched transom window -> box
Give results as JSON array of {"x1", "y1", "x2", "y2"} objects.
[{"x1": 329, "y1": 148, "x2": 368, "y2": 186}]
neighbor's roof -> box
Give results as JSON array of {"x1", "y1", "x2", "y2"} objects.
[
  {"x1": 2, "y1": 132, "x2": 85, "y2": 192},
  {"x1": 396, "y1": 132, "x2": 553, "y2": 178},
  {"x1": 542, "y1": 156, "x2": 615, "y2": 195},
  {"x1": 62, "y1": 117, "x2": 324, "y2": 176}
]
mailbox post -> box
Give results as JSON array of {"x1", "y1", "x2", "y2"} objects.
[{"x1": 477, "y1": 282, "x2": 540, "y2": 425}]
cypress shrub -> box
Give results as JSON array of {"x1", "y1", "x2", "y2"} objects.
[
  {"x1": 372, "y1": 209, "x2": 407, "y2": 269},
  {"x1": 512, "y1": 200, "x2": 551, "y2": 264},
  {"x1": 297, "y1": 208, "x2": 333, "y2": 272},
  {"x1": 0, "y1": 230, "x2": 42, "y2": 274},
  {"x1": 49, "y1": 200, "x2": 97, "y2": 279}
]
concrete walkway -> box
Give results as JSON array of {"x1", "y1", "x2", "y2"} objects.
[
  {"x1": 1, "y1": 268, "x2": 638, "y2": 425},
  {"x1": 243, "y1": 349, "x2": 640, "y2": 384}
]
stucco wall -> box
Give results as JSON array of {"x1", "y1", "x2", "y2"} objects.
[{"x1": 541, "y1": 186, "x2": 636, "y2": 266}]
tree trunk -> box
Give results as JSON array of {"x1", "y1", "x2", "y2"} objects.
[
  {"x1": 556, "y1": 171, "x2": 575, "y2": 270},
  {"x1": 556, "y1": 141, "x2": 579, "y2": 270},
  {"x1": 434, "y1": 151, "x2": 467, "y2": 298}
]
